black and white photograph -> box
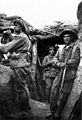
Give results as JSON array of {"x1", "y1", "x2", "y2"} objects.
[{"x1": 0, "y1": 0, "x2": 81, "y2": 120}]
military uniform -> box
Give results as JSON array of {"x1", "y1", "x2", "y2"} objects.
[
  {"x1": 42, "y1": 54, "x2": 58, "y2": 102},
  {"x1": 0, "y1": 32, "x2": 32, "y2": 118},
  {"x1": 50, "y1": 43, "x2": 80, "y2": 116}
]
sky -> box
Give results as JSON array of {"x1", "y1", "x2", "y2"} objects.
[{"x1": 0, "y1": 0, "x2": 82, "y2": 28}]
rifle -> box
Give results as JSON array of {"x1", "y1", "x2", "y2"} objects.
[
  {"x1": 59, "y1": 50, "x2": 72, "y2": 95},
  {"x1": 60, "y1": 66, "x2": 67, "y2": 94}
]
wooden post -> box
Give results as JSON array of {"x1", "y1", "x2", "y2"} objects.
[
  {"x1": 31, "y1": 41, "x2": 37, "y2": 81},
  {"x1": 31, "y1": 41, "x2": 39, "y2": 100}
]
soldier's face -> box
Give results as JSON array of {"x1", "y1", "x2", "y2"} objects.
[
  {"x1": 14, "y1": 23, "x2": 21, "y2": 32},
  {"x1": 49, "y1": 47, "x2": 55, "y2": 55},
  {"x1": 63, "y1": 34, "x2": 71, "y2": 45}
]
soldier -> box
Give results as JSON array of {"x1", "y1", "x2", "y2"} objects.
[
  {"x1": 42, "y1": 45, "x2": 58, "y2": 103},
  {"x1": 0, "y1": 19, "x2": 32, "y2": 119},
  {"x1": 46, "y1": 29, "x2": 80, "y2": 120}
]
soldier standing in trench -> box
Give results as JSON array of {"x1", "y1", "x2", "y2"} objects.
[
  {"x1": 46, "y1": 29, "x2": 80, "y2": 120},
  {"x1": 0, "y1": 19, "x2": 32, "y2": 119},
  {"x1": 42, "y1": 45, "x2": 59, "y2": 103}
]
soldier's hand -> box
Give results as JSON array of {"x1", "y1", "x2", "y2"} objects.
[{"x1": 59, "y1": 62, "x2": 66, "y2": 68}]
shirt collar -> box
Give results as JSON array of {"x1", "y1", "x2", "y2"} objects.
[{"x1": 64, "y1": 42, "x2": 75, "y2": 50}]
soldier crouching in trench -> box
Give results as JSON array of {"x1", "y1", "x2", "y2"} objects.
[{"x1": 46, "y1": 29, "x2": 80, "y2": 120}]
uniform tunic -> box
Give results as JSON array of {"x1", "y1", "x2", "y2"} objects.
[
  {"x1": 50, "y1": 43, "x2": 80, "y2": 114},
  {"x1": 42, "y1": 54, "x2": 58, "y2": 101},
  {"x1": 0, "y1": 32, "x2": 31, "y2": 115}
]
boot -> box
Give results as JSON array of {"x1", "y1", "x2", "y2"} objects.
[{"x1": 45, "y1": 88, "x2": 50, "y2": 103}]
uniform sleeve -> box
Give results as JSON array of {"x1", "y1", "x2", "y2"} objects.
[
  {"x1": 20, "y1": 33, "x2": 31, "y2": 50},
  {"x1": 0, "y1": 37, "x2": 24, "y2": 53},
  {"x1": 42, "y1": 56, "x2": 49, "y2": 68},
  {"x1": 0, "y1": 45, "x2": 5, "y2": 53},
  {"x1": 53, "y1": 48, "x2": 63, "y2": 67},
  {"x1": 67, "y1": 46, "x2": 80, "y2": 68}
]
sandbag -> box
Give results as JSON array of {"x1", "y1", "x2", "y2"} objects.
[
  {"x1": 0, "y1": 19, "x2": 11, "y2": 26},
  {"x1": 4, "y1": 16, "x2": 21, "y2": 20},
  {"x1": 0, "y1": 13, "x2": 7, "y2": 19}
]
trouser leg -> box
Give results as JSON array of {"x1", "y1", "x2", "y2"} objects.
[
  {"x1": 46, "y1": 76, "x2": 60, "y2": 119},
  {"x1": 56, "y1": 79, "x2": 74, "y2": 117},
  {"x1": 50, "y1": 76, "x2": 60, "y2": 115},
  {"x1": 50, "y1": 91, "x2": 59, "y2": 115},
  {"x1": 45, "y1": 78, "x2": 52, "y2": 102},
  {"x1": 55, "y1": 92, "x2": 70, "y2": 117}
]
